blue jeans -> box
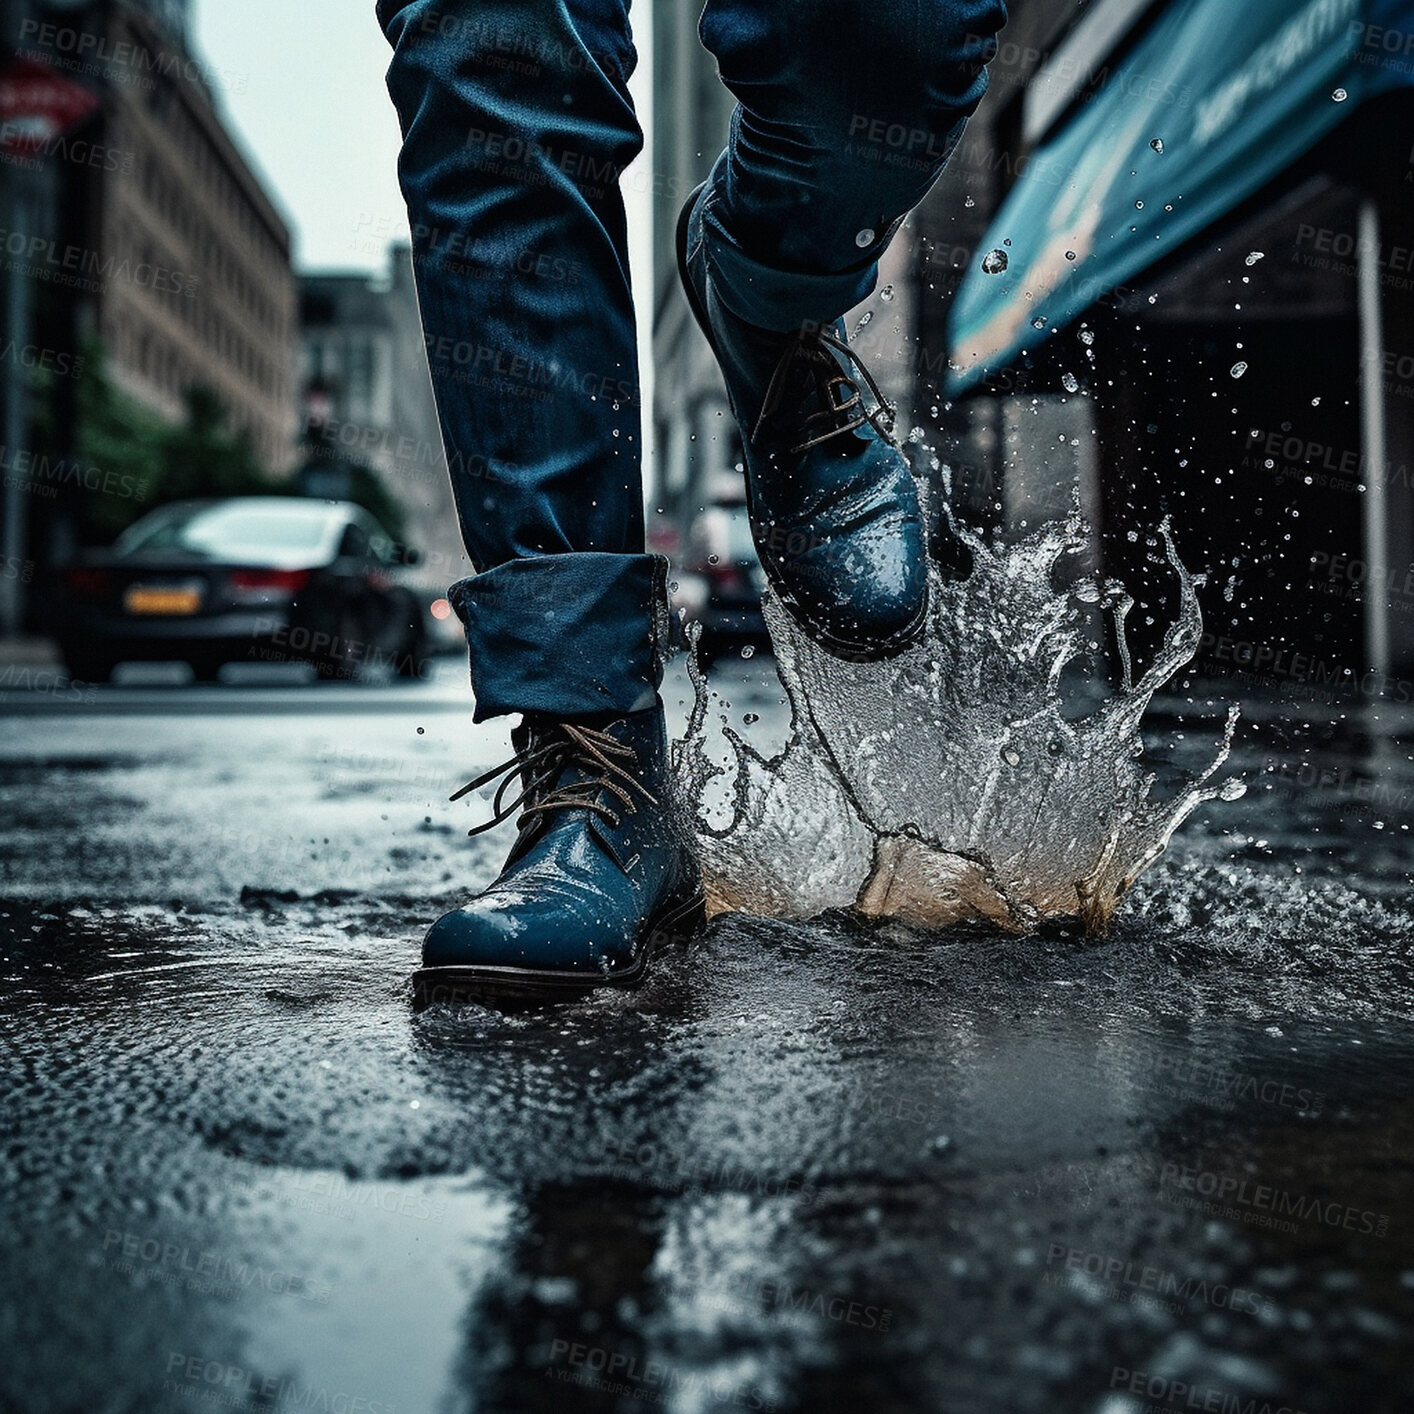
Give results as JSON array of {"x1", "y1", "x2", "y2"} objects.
[{"x1": 378, "y1": 0, "x2": 1005, "y2": 721}]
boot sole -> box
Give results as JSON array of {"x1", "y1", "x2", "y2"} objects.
[
  {"x1": 410, "y1": 889, "x2": 707, "y2": 1010},
  {"x1": 673, "y1": 183, "x2": 928, "y2": 664}
]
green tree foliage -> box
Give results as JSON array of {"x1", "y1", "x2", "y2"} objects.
[
  {"x1": 73, "y1": 339, "x2": 281, "y2": 538},
  {"x1": 72, "y1": 339, "x2": 169, "y2": 536},
  {"x1": 70, "y1": 341, "x2": 408, "y2": 546},
  {"x1": 158, "y1": 385, "x2": 282, "y2": 505}
]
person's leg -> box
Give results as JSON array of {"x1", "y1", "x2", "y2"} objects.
[
  {"x1": 378, "y1": 1, "x2": 701, "y2": 1003},
  {"x1": 678, "y1": 0, "x2": 1005, "y2": 658},
  {"x1": 700, "y1": 0, "x2": 1007, "y2": 334},
  {"x1": 378, "y1": 0, "x2": 666, "y2": 723}
]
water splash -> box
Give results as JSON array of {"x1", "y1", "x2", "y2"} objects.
[{"x1": 673, "y1": 513, "x2": 1242, "y2": 937}]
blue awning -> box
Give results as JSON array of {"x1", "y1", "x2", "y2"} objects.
[{"x1": 946, "y1": 0, "x2": 1414, "y2": 394}]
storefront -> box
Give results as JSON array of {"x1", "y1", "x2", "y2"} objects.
[{"x1": 947, "y1": 0, "x2": 1414, "y2": 681}]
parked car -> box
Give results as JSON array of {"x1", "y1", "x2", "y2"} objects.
[
  {"x1": 56, "y1": 497, "x2": 430, "y2": 683},
  {"x1": 671, "y1": 499, "x2": 770, "y2": 669}
]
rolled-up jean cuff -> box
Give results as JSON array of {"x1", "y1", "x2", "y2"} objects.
[{"x1": 450, "y1": 552, "x2": 670, "y2": 722}]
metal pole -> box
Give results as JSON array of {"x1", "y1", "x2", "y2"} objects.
[
  {"x1": 1358, "y1": 197, "x2": 1389, "y2": 682},
  {"x1": 0, "y1": 171, "x2": 33, "y2": 638}
]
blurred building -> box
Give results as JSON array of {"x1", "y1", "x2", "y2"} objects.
[
  {"x1": 135, "y1": 0, "x2": 188, "y2": 47},
  {"x1": 0, "y1": 0, "x2": 298, "y2": 633},
  {"x1": 648, "y1": 0, "x2": 735, "y2": 548},
  {"x1": 299, "y1": 246, "x2": 467, "y2": 583},
  {"x1": 1, "y1": 0, "x2": 296, "y2": 468},
  {"x1": 84, "y1": 0, "x2": 296, "y2": 471},
  {"x1": 928, "y1": 0, "x2": 1414, "y2": 681}
]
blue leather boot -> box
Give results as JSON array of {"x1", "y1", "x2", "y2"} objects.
[
  {"x1": 677, "y1": 181, "x2": 929, "y2": 661},
  {"x1": 413, "y1": 702, "x2": 704, "y2": 1007}
]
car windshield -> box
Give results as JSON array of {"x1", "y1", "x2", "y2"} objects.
[{"x1": 117, "y1": 504, "x2": 335, "y2": 560}]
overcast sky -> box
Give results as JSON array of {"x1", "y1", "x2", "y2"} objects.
[
  {"x1": 190, "y1": 1, "x2": 655, "y2": 281},
  {"x1": 190, "y1": 0, "x2": 657, "y2": 440},
  {"x1": 191, "y1": 0, "x2": 408, "y2": 274}
]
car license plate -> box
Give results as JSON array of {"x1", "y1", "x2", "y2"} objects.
[{"x1": 124, "y1": 583, "x2": 203, "y2": 616}]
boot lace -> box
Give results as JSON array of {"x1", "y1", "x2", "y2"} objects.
[
  {"x1": 752, "y1": 324, "x2": 897, "y2": 456},
  {"x1": 450, "y1": 723, "x2": 656, "y2": 838}
]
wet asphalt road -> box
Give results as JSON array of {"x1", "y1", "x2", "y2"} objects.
[{"x1": 1, "y1": 656, "x2": 1413, "y2": 1414}]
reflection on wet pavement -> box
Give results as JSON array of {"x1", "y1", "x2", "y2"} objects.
[{"x1": 1, "y1": 664, "x2": 1411, "y2": 1412}]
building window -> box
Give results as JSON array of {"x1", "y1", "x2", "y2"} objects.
[{"x1": 346, "y1": 337, "x2": 376, "y2": 414}]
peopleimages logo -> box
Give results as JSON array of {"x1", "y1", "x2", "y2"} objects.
[
  {"x1": 1110, "y1": 1367, "x2": 1309, "y2": 1414},
  {"x1": 102, "y1": 1230, "x2": 331, "y2": 1304},
  {"x1": 1134, "y1": 1052, "x2": 1324, "y2": 1114},
  {"x1": 162, "y1": 1354, "x2": 394, "y2": 1413},
  {"x1": 547, "y1": 1342, "x2": 778, "y2": 1410},
  {"x1": 1160, "y1": 1163, "x2": 1391, "y2": 1236},
  {"x1": 18, "y1": 19, "x2": 247, "y2": 94},
  {"x1": 0, "y1": 228, "x2": 200, "y2": 298},
  {"x1": 423, "y1": 334, "x2": 635, "y2": 405},
  {"x1": 1045, "y1": 1243, "x2": 1273, "y2": 1318}
]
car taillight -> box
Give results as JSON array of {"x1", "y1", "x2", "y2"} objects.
[
  {"x1": 229, "y1": 568, "x2": 310, "y2": 594},
  {"x1": 66, "y1": 567, "x2": 109, "y2": 600}
]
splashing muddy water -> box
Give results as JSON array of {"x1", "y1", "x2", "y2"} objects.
[{"x1": 673, "y1": 515, "x2": 1243, "y2": 936}]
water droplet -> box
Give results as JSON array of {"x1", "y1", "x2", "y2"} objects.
[
  {"x1": 1245, "y1": 251, "x2": 1265, "y2": 266},
  {"x1": 1150, "y1": 138, "x2": 1165, "y2": 154},
  {"x1": 1047, "y1": 740, "x2": 1065, "y2": 756},
  {"x1": 1219, "y1": 779, "x2": 1247, "y2": 801},
  {"x1": 1062, "y1": 372, "x2": 1080, "y2": 393},
  {"x1": 1332, "y1": 87, "x2": 1348, "y2": 102},
  {"x1": 1065, "y1": 250, "x2": 1077, "y2": 261},
  {"x1": 1230, "y1": 362, "x2": 1248, "y2": 379},
  {"x1": 707, "y1": 553, "x2": 719, "y2": 565},
  {"x1": 1031, "y1": 316, "x2": 1048, "y2": 330},
  {"x1": 1001, "y1": 747, "x2": 1021, "y2": 767},
  {"x1": 982, "y1": 249, "x2": 1009, "y2": 275},
  {"x1": 1311, "y1": 396, "x2": 1322, "y2": 407},
  {"x1": 1135, "y1": 200, "x2": 1145, "y2": 210},
  {"x1": 880, "y1": 283, "x2": 895, "y2": 303},
  {"x1": 416, "y1": 726, "x2": 425, "y2": 735},
  {"x1": 740, "y1": 645, "x2": 756, "y2": 659},
  {"x1": 964, "y1": 195, "x2": 976, "y2": 208},
  {"x1": 854, "y1": 310, "x2": 874, "y2": 336},
  {"x1": 855, "y1": 227, "x2": 876, "y2": 248},
  {"x1": 1079, "y1": 329, "x2": 1095, "y2": 346}
]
